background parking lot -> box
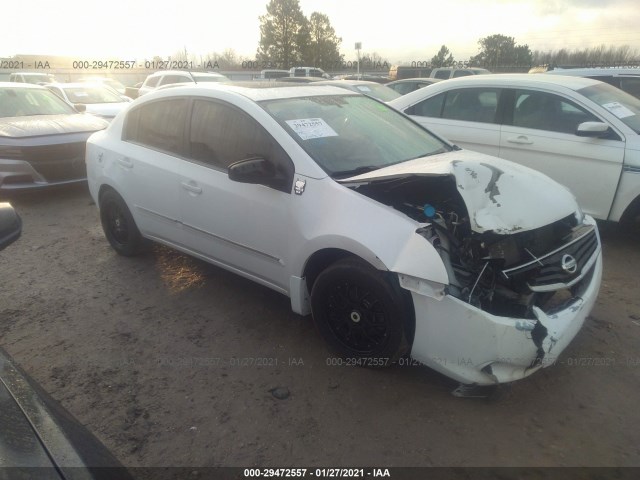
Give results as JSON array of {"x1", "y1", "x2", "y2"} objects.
[{"x1": 1, "y1": 185, "x2": 639, "y2": 468}]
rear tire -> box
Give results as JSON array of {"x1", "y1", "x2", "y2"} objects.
[
  {"x1": 310, "y1": 258, "x2": 410, "y2": 367},
  {"x1": 620, "y1": 204, "x2": 640, "y2": 236},
  {"x1": 100, "y1": 189, "x2": 147, "y2": 256}
]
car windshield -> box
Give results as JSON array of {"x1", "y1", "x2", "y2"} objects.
[
  {"x1": 63, "y1": 86, "x2": 123, "y2": 104},
  {"x1": 24, "y1": 74, "x2": 54, "y2": 84},
  {"x1": 104, "y1": 79, "x2": 125, "y2": 91},
  {"x1": 85, "y1": 79, "x2": 126, "y2": 93},
  {"x1": 351, "y1": 84, "x2": 401, "y2": 102},
  {"x1": 0, "y1": 87, "x2": 76, "y2": 117},
  {"x1": 578, "y1": 82, "x2": 640, "y2": 134},
  {"x1": 193, "y1": 74, "x2": 229, "y2": 82},
  {"x1": 261, "y1": 94, "x2": 450, "y2": 177}
]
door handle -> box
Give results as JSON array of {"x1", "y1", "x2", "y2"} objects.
[
  {"x1": 507, "y1": 135, "x2": 533, "y2": 145},
  {"x1": 181, "y1": 181, "x2": 202, "y2": 195},
  {"x1": 118, "y1": 157, "x2": 134, "y2": 168}
]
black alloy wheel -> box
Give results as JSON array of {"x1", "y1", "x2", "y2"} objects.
[
  {"x1": 311, "y1": 257, "x2": 410, "y2": 366},
  {"x1": 100, "y1": 189, "x2": 147, "y2": 256}
]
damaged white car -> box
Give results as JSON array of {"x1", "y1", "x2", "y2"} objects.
[{"x1": 86, "y1": 84, "x2": 602, "y2": 386}]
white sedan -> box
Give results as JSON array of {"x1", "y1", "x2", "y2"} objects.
[
  {"x1": 86, "y1": 84, "x2": 602, "y2": 387},
  {"x1": 389, "y1": 74, "x2": 640, "y2": 225},
  {"x1": 138, "y1": 70, "x2": 229, "y2": 96},
  {"x1": 45, "y1": 83, "x2": 132, "y2": 120}
]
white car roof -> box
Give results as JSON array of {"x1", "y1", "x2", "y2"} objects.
[
  {"x1": 314, "y1": 80, "x2": 384, "y2": 87},
  {"x1": 0, "y1": 82, "x2": 46, "y2": 89},
  {"x1": 147, "y1": 70, "x2": 225, "y2": 78},
  {"x1": 546, "y1": 68, "x2": 640, "y2": 77},
  {"x1": 431, "y1": 73, "x2": 601, "y2": 89},
  {"x1": 388, "y1": 78, "x2": 441, "y2": 83},
  {"x1": 389, "y1": 73, "x2": 603, "y2": 108},
  {"x1": 48, "y1": 82, "x2": 111, "y2": 89},
  {"x1": 142, "y1": 83, "x2": 354, "y2": 102}
]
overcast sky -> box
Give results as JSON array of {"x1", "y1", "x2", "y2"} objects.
[{"x1": 2, "y1": 0, "x2": 638, "y2": 63}]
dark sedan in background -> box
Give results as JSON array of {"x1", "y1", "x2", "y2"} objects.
[
  {"x1": 312, "y1": 80, "x2": 401, "y2": 102},
  {"x1": 386, "y1": 77, "x2": 442, "y2": 95},
  {"x1": 0, "y1": 83, "x2": 108, "y2": 191}
]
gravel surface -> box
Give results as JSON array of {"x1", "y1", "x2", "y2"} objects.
[{"x1": 1, "y1": 185, "x2": 639, "y2": 468}]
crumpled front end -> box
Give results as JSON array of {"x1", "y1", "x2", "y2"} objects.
[
  {"x1": 344, "y1": 155, "x2": 602, "y2": 385},
  {"x1": 401, "y1": 212, "x2": 602, "y2": 385},
  {"x1": 403, "y1": 244, "x2": 601, "y2": 385}
]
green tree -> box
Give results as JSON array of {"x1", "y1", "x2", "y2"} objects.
[
  {"x1": 513, "y1": 45, "x2": 533, "y2": 66},
  {"x1": 431, "y1": 45, "x2": 454, "y2": 68},
  {"x1": 257, "y1": 0, "x2": 309, "y2": 69},
  {"x1": 302, "y1": 12, "x2": 343, "y2": 69},
  {"x1": 473, "y1": 34, "x2": 532, "y2": 68}
]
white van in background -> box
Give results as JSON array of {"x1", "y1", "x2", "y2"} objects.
[{"x1": 289, "y1": 67, "x2": 331, "y2": 79}]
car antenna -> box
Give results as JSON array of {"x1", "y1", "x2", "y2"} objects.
[{"x1": 189, "y1": 71, "x2": 197, "y2": 84}]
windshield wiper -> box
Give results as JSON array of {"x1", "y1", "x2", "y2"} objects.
[{"x1": 332, "y1": 165, "x2": 380, "y2": 179}]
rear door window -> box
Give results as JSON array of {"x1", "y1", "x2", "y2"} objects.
[
  {"x1": 452, "y1": 70, "x2": 473, "y2": 78},
  {"x1": 123, "y1": 99, "x2": 188, "y2": 155},
  {"x1": 160, "y1": 75, "x2": 190, "y2": 85},
  {"x1": 441, "y1": 88, "x2": 500, "y2": 123},
  {"x1": 408, "y1": 92, "x2": 445, "y2": 117},
  {"x1": 144, "y1": 76, "x2": 160, "y2": 88}
]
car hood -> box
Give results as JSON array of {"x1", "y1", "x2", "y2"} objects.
[
  {"x1": 0, "y1": 114, "x2": 108, "y2": 138},
  {"x1": 84, "y1": 103, "x2": 129, "y2": 118},
  {"x1": 338, "y1": 149, "x2": 579, "y2": 234}
]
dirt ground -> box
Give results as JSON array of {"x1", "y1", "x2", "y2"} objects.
[{"x1": 1, "y1": 185, "x2": 639, "y2": 469}]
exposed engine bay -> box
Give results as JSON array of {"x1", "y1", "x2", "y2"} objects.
[{"x1": 350, "y1": 175, "x2": 599, "y2": 319}]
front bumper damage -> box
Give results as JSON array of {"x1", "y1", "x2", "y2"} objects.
[{"x1": 400, "y1": 220, "x2": 603, "y2": 386}]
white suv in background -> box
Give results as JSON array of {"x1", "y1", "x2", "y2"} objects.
[
  {"x1": 289, "y1": 67, "x2": 331, "y2": 78},
  {"x1": 138, "y1": 70, "x2": 228, "y2": 96},
  {"x1": 390, "y1": 74, "x2": 640, "y2": 226},
  {"x1": 544, "y1": 68, "x2": 640, "y2": 99}
]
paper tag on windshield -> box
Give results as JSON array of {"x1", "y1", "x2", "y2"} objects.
[
  {"x1": 602, "y1": 102, "x2": 635, "y2": 119},
  {"x1": 286, "y1": 118, "x2": 338, "y2": 140},
  {"x1": 356, "y1": 86, "x2": 371, "y2": 92}
]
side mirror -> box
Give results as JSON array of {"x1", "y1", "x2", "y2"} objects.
[
  {"x1": 0, "y1": 203, "x2": 22, "y2": 251},
  {"x1": 576, "y1": 121, "x2": 610, "y2": 137},
  {"x1": 74, "y1": 103, "x2": 87, "y2": 113},
  {"x1": 228, "y1": 157, "x2": 291, "y2": 192},
  {"x1": 228, "y1": 157, "x2": 275, "y2": 184}
]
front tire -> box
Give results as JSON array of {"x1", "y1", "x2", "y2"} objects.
[
  {"x1": 99, "y1": 189, "x2": 146, "y2": 256},
  {"x1": 310, "y1": 258, "x2": 410, "y2": 367}
]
